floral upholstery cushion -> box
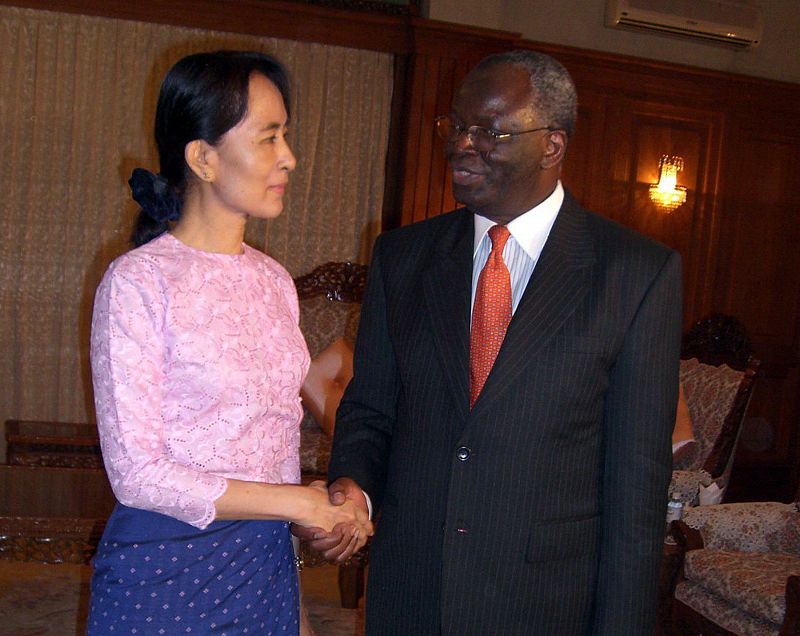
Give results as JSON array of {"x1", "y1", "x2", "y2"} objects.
[
  {"x1": 672, "y1": 439, "x2": 701, "y2": 471},
  {"x1": 683, "y1": 502, "x2": 800, "y2": 553},
  {"x1": 682, "y1": 549, "x2": 800, "y2": 626},
  {"x1": 679, "y1": 358, "x2": 744, "y2": 471},
  {"x1": 669, "y1": 469, "x2": 712, "y2": 507},
  {"x1": 299, "y1": 296, "x2": 360, "y2": 358},
  {"x1": 675, "y1": 579, "x2": 780, "y2": 636},
  {"x1": 298, "y1": 296, "x2": 361, "y2": 474}
]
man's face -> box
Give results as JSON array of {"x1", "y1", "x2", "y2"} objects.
[{"x1": 447, "y1": 63, "x2": 556, "y2": 224}]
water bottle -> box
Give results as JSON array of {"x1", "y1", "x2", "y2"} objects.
[{"x1": 666, "y1": 492, "x2": 684, "y2": 538}]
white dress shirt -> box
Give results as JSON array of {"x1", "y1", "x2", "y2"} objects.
[{"x1": 471, "y1": 181, "x2": 564, "y2": 323}]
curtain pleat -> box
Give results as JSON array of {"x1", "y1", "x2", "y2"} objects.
[{"x1": 0, "y1": 6, "x2": 393, "y2": 441}]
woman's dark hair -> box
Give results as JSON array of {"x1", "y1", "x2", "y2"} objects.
[{"x1": 130, "y1": 50, "x2": 291, "y2": 246}]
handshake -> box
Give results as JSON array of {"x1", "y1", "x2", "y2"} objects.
[{"x1": 292, "y1": 477, "x2": 373, "y2": 562}]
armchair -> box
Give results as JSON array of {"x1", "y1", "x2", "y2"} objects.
[
  {"x1": 670, "y1": 499, "x2": 800, "y2": 635},
  {"x1": 293, "y1": 261, "x2": 369, "y2": 609},
  {"x1": 670, "y1": 314, "x2": 760, "y2": 507},
  {"x1": 295, "y1": 261, "x2": 365, "y2": 477}
]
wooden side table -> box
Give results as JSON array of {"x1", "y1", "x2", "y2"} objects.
[{"x1": 657, "y1": 535, "x2": 684, "y2": 635}]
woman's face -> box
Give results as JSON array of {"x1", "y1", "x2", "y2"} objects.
[{"x1": 208, "y1": 73, "x2": 296, "y2": 220}]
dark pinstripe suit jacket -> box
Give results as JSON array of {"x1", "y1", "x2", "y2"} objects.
[{"x1": 328, "y1": 192, "x2": 682, "y2": 635}]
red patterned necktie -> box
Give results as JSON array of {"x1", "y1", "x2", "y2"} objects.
[{"x1": 470, "y1": 224, "x2": 512, "y2": 408}]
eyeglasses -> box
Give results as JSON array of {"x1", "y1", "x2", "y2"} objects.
[{"x1": 434, "y1": 115, "x2": 552, "y2": 153}]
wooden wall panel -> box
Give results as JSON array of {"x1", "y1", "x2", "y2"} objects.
[
  {"x1": 396, "y1": 21, "x2": 517, "y2": 226},
  {"x1": 402, "y1": 54, "x2": 459, "y2": 225},
  {"x1": 716, "y1": 131, "x2": 800, "y2": 344},
  {"x1": 713, "y1": 124, "x2": 800, "y2": 498},
  {"x1": 559, "y1": 87, "x2": 608, "y2": 211},
  {"x1": 598, "y1": 102, "x2": 723, "y2": 328}
]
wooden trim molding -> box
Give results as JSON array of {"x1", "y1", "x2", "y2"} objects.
[
  {"x1": 0, "y1": 0, "x2": 412, "y2": 52},
  {"x1": 291, "y1": 0, "x2": 420, "y2": 16}
]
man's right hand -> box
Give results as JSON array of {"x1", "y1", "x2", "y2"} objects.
[{"x1": 291, "y1": 477, "x2": 371, "y2": 563}]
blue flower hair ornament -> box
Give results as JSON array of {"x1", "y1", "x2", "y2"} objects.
[{"x1": 128, "y1": 168, "x2": 181, "y2": 223}]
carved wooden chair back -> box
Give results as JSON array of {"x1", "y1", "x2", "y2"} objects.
[{"x1": 678, "y1": 314, "x2": 759, "y2": 487}]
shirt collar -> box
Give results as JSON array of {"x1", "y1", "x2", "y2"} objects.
[{"x1": 473, "y1": 181, "x2": 564, "y2": 259}]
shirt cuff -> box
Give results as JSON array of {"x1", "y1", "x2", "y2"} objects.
[{"x1": 363, "y1": 491, "x2": 374, "y2": 519}]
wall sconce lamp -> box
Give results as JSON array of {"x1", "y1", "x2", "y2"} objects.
[{"x1": 649, "y1": 155, "x2": 687, "y2": 212}]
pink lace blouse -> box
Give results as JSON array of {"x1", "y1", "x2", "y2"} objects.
[{"x1": 91, "y1": 233, "x2": 310, "y2": 529}]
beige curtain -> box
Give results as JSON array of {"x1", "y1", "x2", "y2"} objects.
[{"x1": 0, "y1": 6, "x2": 393, "y2": 439}]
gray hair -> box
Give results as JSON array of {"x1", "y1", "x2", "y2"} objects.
[{"x1": 474, "y1": 50, "x2": 577, "y2": 137}]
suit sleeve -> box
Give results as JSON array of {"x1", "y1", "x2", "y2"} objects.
[
  {"x1": 327, "y1": 235, "x2": 398, "y2": 508},
  {"x1": 593, "y1": 250, "x2": 682, "y2": 634}
]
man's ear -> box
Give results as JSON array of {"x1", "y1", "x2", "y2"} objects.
[
  {"x1": 541, "y1": 130, "x2": 567, "y2": 170},
  {"x1": 185, "y1": 139, "x2": 217, "y2": 182}
]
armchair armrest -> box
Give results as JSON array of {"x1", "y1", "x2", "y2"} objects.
[
  {"x1": 672, "y1": 519, "x2": 704, "y2": 551},
  {"x1": 681, "y1": 502, "x2": 799, "y2": 553}
]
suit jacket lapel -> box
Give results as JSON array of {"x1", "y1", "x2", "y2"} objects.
[
  {"x1": 422, "y1": 210, "x2": 473, "y2": 421},
  {"x1": 471, "y1": 194, "x2": 597, "y2": 416}
]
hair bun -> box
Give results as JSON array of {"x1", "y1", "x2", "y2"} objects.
[{"x1": 129, "y1": 168, "x2": 181, "y2": 222}]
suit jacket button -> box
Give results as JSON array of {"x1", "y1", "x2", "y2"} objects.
[{"x1": 456, "y1": 446, "x2": 471, "y2": 461}]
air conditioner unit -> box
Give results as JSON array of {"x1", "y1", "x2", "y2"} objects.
[{"x1": 605, "y1": 0, "x2": 763, "y2": 48}]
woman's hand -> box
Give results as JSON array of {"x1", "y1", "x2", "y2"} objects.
[
  {"x1": 291, "y1": 478, "x2": 372, "y2": 562},
  {"x1": 215, "y1": 478, "x2": 373, "y2": 556},
  {"x1": 296, "y1": 482, "x2": 373, "y2": 552}
]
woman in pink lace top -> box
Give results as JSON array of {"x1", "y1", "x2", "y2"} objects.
[{"x1": 87, "y1": 51, "x2": 371, "y2": 636}]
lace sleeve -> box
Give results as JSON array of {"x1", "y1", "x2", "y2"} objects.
[{"x1": 91, "y1": 260, "x2": 227, "y2": 528}]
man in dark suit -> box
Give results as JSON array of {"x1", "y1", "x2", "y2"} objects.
[{"x1": 299, "y1": 49, "x2": 681, "y2": 635}]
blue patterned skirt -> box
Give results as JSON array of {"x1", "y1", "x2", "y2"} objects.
[{"x1": 87, "y1": 504, "x2": 299, "y2": 635}]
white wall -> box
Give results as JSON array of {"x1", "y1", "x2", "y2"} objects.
[{"x1": 426, "y1": 0, "x2": 800, "y2": 85}]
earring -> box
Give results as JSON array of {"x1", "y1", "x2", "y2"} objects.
[{"x1": 202, "y1": 171, "x2": 210, "y2": 180}]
